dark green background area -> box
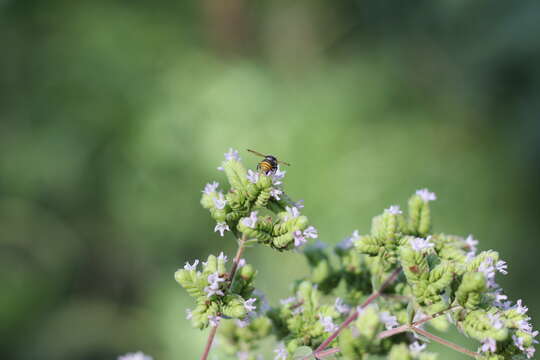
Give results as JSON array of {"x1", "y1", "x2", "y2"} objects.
[{"x1": 1, "y1": 1, "x2": 539, "y2": 359}]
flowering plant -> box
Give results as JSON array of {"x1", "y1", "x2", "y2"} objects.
[{"x1": 174, "y1": 148, "x2": 537, "y2": 360}]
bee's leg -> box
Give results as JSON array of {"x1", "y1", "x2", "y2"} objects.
[{"x1": 256, "y1": 163, "x2": 261, "y2": 172}]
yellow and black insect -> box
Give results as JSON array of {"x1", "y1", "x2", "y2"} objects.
[{"x1": 247, "y1": 149, "x2": 290, "y2": 175}]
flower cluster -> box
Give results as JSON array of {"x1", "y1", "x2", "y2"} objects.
[
  {"x1": 200, "y1": 149, "x2": 318, "y2": 251},
  {"x1": 175, "y1": 252, "x2": 258, "y2": 329},
  {"x1": 177, "y1": 150, "x2": 537, "y2": 360},
  {"x1": 259, "y1": 189, "x2": 536, "y2": 359}
]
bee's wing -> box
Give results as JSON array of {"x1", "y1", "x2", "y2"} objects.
[
  {"x1": 277, "y1": 160, "x2": 291, "y2": 166},
  {"x1": 247, "y1": 149, "x2": 266, "y2": 158}
]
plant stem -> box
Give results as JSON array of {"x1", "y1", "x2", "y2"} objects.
[
  {"x1": 412, "y1": 326, "x2": 479, "y2": 358},
  {"x1": 200, "y1": 233, "x2": 247, "y2": 360},
  {"x1": 377, "y1": 305, "x2": 461, "y2": 339},
  {"x1": 200, "y1": 326, "x2": 218, "y2": 360},
  {"x1": 310, "y1": 267, "x2": 402, "y2": 358}
]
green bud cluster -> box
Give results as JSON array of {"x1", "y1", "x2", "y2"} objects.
[
  {"x1": 200, "y1": 150, "x2": 316, "y2": 250},
  {"x1": 261, "y1": 191, "x2": 536, "y2": 359},
  {"x1": 175, "y1": 253, "x2": 257, "y2": 329},
  {"x1": 267, "y1": 281, "x2": 342, "y2": 355}
]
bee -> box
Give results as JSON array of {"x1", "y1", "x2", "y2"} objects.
[{"x1": 247, "y1": 149, "x2": 290, "y2": 175}]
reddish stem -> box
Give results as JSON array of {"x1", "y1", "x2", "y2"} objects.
[
  {"x1": 377, "y1": 305, "x2": 461, "y2": 339},
  {"x1": 200, "y1": 325, "x2": 218, "y2": 360},
  {"x1": 412, "y1": 326, "x2": 479, "y2": 358}
]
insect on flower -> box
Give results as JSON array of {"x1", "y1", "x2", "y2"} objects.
[{"x1": 247, "y1": 149, "x2": 290, "y2": 175}]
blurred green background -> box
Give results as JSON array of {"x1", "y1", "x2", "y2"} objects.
[{"x1": 1, "y1": 1, "x2": 539, "y2": 359}]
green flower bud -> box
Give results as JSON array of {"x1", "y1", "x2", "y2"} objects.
[
  {"x1": 355, "y1": 235, "x2": 381, "y2": 256},
  {"x1": 175, "y1": 268, "x2": 206, "y2": 298},
  {"x1": 408, "y1": 194, "x2": 432, "y2": 237},
  {"x1": 204, "y1": 254, "x2": 218, "y2": 274},
  {"x1": 222, "y1": 158, "x2": 248, "y2": 191},
  {"x1": 462, "y1": 309, "x2": 508, "y2": 341},
  {"x1": 191, "y1": 301, "x2": 219, "y2": 329},
  {"x1": 239, "y1": 264, "x2": 256, "y2": 281},
  {"x1": 222, "y1": 294, "x2": 248, "y2": 319},
  {"x1": 400, "y1": 246, "x2": 430, "y2": 283},
  {"x1": 456, "y1": 272, "x2": 486, "y2": 310}
]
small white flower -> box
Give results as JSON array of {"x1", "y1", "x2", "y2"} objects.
[
  {"x1": 204, "y1": 272, "x2": 225, "y2": 298},
  {"x1": 214, "y1": 222, "x2": 230, "y2": 237},
  {"x1": 207, "y1": 272, "x2": 225, "y2": 285},
  {"x1": 274, "y1": 342, "x2": 288, "y2": 360},
  {"x1": 478, "y1": 257, "x2": 499, "y2": 288},
  {"x1": 409, "y1": 341, "x2": 426, "y2": 355},
  {"x1": 386, "y1": 205, "x2": 402, "y2": 215},
  {"x1": 184, "y1": 259, "x2": 199, "y2": 271},
  {"x1": 416, "y1": 188, "x2": 437, "y2": 202},
  {"x1": 518, "y1": 319, "x2": 533, "y2": 333},
  {"x1": 319, "y1": 314, "x2": 339, "y2": 333},
  {"x1": 487, "y1": 313, "x2": 503, "y2": 330},
  {"x1": 334, "y1": 298, "x2": 350, "y2": 314},
  {"x1": 293, "y1": 230, "x2": 307, "y2": 247},
  {"x1": 246, "y1": 169, "x2": 259, "y2": 184},
  {"x1": 224, "y1": 148, "x2": 241, "y2": 161},
  {"x1": 409, "y1": 237, "x2": 434, "y2": 252},
  {"x1": 379, "y1": 311, "x2": 399, "y2": 330},
  {"x1": 338, "y1": 230, "x2": 360, "y2": 249},
  {"x1": 285, "y1": 206, "x2": 300, "y2": 220},
  {"x1": 244, "y1": 298, "x2": 257, "y2": 312},
  {"x1": 478, "y1": 257, "x2": 495, "y2": 278},
  {"x1": 270, "y1": 187, "x2": 283, "y2": 200},
  {"x1": 497, "y1": 300, "x2": 512, "y2": 310},
  {"x1": 217, "y1": 251, "x2": 228, "y2": 263},
  {"x1": 208, "y1": 314, "x2": 221, "y2": 327},
  {"x1": 241, "y1": 211, "x2": 258, "y2": 229},
  {"x1": 293, "y1": 199, "x2": 305, "y2": 209},
  {"x1": 525, "y1": 347, "x2": 536, "y2": 359},
  {"x1": 280, "y1": 296, "x2": 296, "y2": 306},
  {"x1": 272, "y1": 166, "x2": 286, "y2": 185},
  {"x1": 303, "y1": 226, "x2": 318, "y2": 239},
  {"x1": 202, "y1": 181, "x2": 219, "y2": 195},
  {"x1": 204, "y1": 289, "x2": 224, "y2": 299},
  {"x1": 118, "y1": 352, "x2": 153, "y2": 360},
  {"x1": 513, "y1": 334, "x2": 525, "y2": 351},
  {"x1": 480, "y1": 338, "x2": 497, "y2": 353},
  {"x1": 465, "y1": 234, "x2": 478, "y2": 253},
  {"x1": 213, "y1": 193, "x2": 227, "y2": 209},
  {"x1": 186, "y1": 309, "x2": 193, "y2": 320},
  {"x1": 515, "y1": 299, "x2": 528, "y2": 315},
  {"x1": 496, "y1": 260, "x2": 508, "y2": 275},
  {"x1": 237, "y1": 258, "x2": 246, "y2": 268}
]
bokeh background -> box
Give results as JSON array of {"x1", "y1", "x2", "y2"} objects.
[{"x1": 1, "y1": 1, "x2": 540, "y2": 359}]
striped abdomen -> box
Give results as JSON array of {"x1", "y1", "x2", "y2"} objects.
[{"x1": 258, "y1": 160, "x2": 275, "y2": 174}]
